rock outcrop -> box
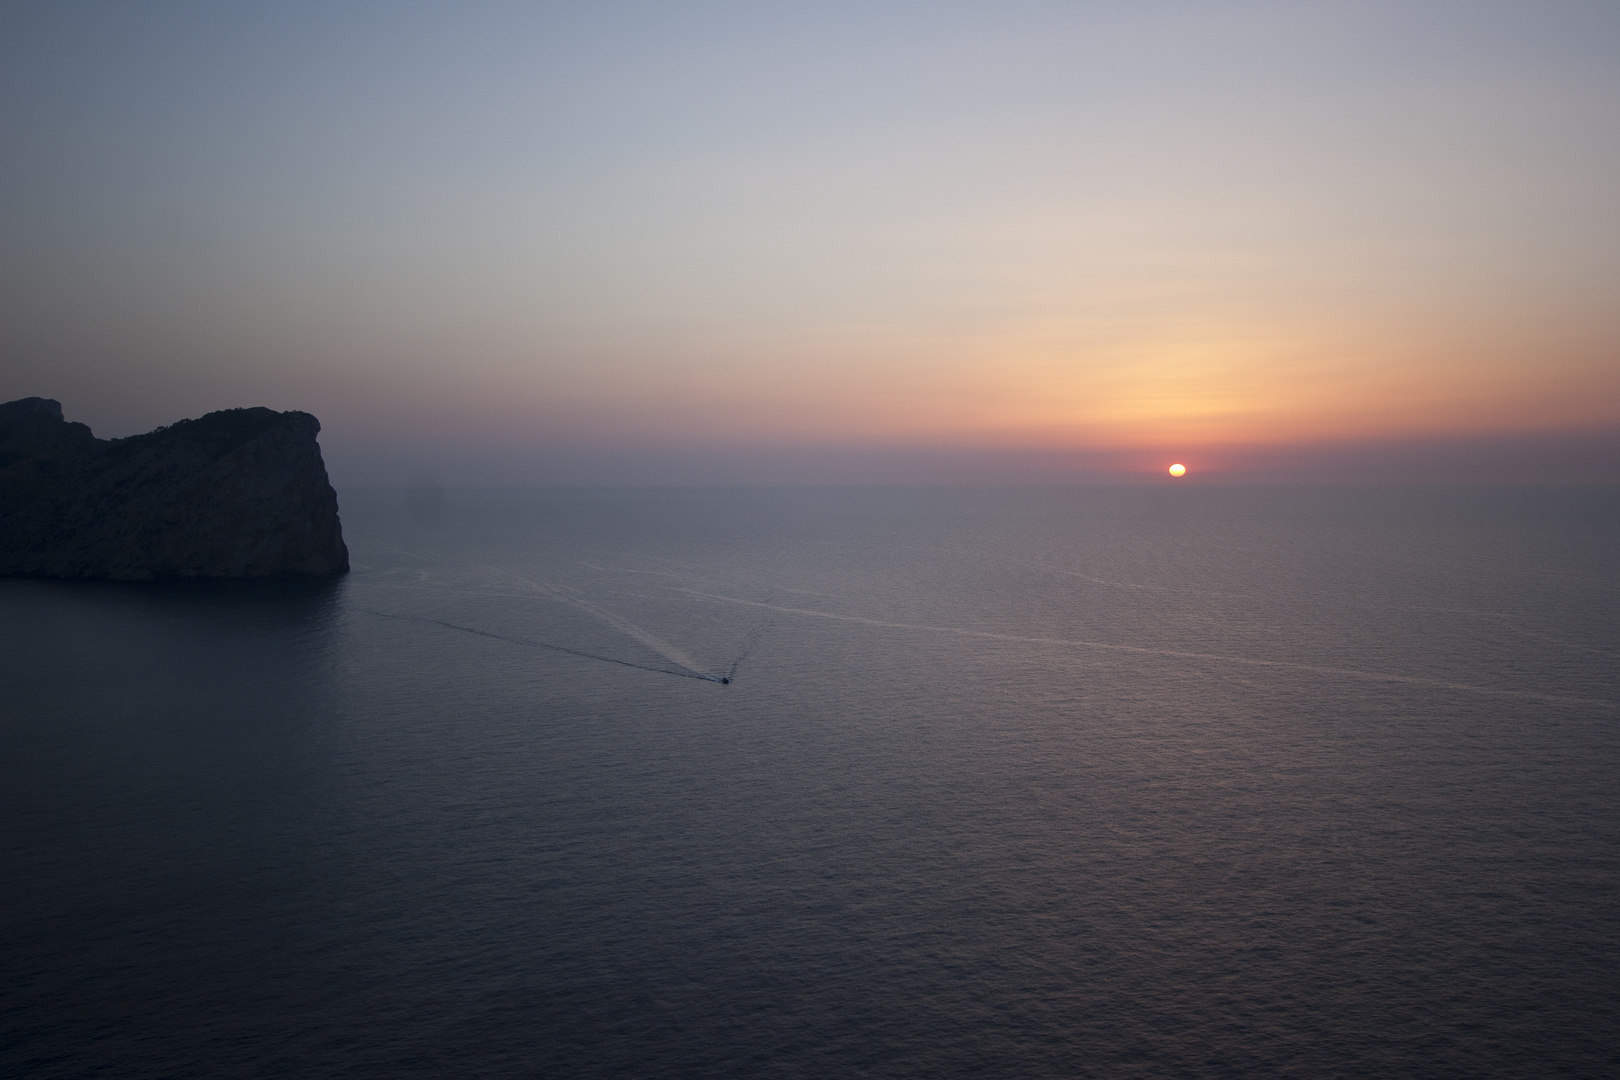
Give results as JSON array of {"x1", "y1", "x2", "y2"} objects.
[{"x1": 0, "y1": 398, "x2": 349, "y2": 580}]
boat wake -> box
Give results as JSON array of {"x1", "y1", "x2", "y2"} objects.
[{"x1": 356, "y1": 607, "x2": 730, "y2": 683}]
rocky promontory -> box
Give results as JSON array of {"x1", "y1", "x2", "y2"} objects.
[{"x1": 0, "y1": 398, "x2": 348, "y2": 580}]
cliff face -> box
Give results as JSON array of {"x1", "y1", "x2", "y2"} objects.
[{"x1": 0, "y1": 398, "x2": 349, "y2": 580}]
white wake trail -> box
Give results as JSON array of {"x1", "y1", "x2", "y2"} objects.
[
  {"x1": 504, "y1": 572, "x2": 712, "y2": 677},
  {"x1": 676, "y1": 589, "x2": 1617, "y2": 711}
]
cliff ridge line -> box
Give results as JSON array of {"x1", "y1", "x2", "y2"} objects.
[{"x1": 0, "y1": 397, "x2": 349, "y2": 580}]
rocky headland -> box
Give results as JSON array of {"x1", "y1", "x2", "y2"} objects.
[{"x1": 0, "y1": 398, "x2": 348, "y2": 580}]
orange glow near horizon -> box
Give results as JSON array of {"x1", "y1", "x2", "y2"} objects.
[
  {"x1": 6, "y1": 3, "x2": 1619, "y2": 483},
  {"x1": 391, "y1": 313, "x2": 1620, "y2": 457}
]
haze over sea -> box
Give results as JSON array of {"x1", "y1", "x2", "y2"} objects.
[{"x1": 3, "y1": 484, "x2": 1617, "y2": 1078}]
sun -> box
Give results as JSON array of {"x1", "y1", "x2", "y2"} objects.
[{"x1": 1168, "y1": 463, "x2": 1187, "y2": 477}]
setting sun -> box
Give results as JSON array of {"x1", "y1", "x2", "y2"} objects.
[{"x1": 1168, "y1": 463, "x2": 1187, "y2": 477}]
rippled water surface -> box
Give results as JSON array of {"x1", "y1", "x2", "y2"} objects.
[{"x1": 4, "y1": 486, "x2": 1618, "y2": 1078}]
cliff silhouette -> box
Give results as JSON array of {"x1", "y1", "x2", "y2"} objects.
[{"x1": 0, "y1": 398, "x2": 348, "y2": 579}]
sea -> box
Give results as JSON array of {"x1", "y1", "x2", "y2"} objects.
[{"x1": 3, "y1": 485, "x2": 1617, "y2": 1078}]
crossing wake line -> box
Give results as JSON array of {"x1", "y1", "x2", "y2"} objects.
[
  {"x1": 720, "y1": 618, "x2": 771, "y2": 682},
  {"x1": 674, "y1": 590, "x2": 1618, "y2": 711},
  {"x1": 355, "y1": 607, "x2": 733, "y2": 684}
]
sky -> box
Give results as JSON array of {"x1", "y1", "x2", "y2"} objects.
[{"x1": 3, "y1": 0, "x2": 1618, "y2": 484}]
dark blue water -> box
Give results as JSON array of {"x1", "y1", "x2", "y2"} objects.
[{"x1": 4, "y1": 486, "x2": 1618, "y2": 1078}]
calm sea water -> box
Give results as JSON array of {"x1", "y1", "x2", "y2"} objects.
[{"x1": 4, "y1": 486, "x2": 1618, "y2": 1078}]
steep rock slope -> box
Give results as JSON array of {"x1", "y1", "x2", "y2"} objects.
[{"x1": 0, "y1": 398, "x2": 349, "y2": 579}]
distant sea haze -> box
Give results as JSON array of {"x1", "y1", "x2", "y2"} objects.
[
  {"x1": 320, "y1": 427, "x2": 1620, "y2": 488},
  {"x1": 4, "y1": 485, "x2": 1617, "y2": 1078}
]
